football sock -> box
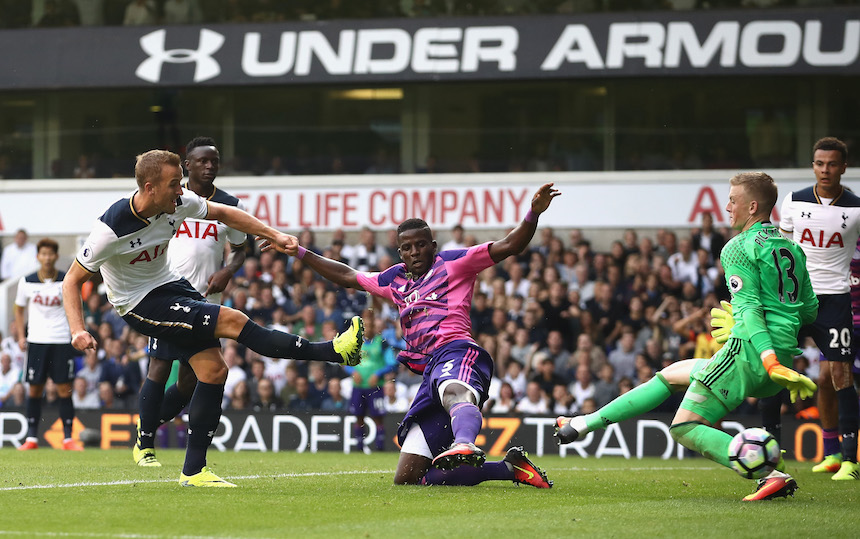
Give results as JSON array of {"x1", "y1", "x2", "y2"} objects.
[
  {"x1": 58, "y1": 397, "x2": 74, "y2": 439},
  {"x1": 584, "y1": 373, "x2": 673, "y2": 432},
  {"x1": 138, "y1": 378, "x2": 165, "y2": 450},
  {"x1": 822, "y1": 428, "x2": 841, "y2": 457},
  {"x1": 422, "y1": 461, "x2": 511, "y2": 486},
  {"x1": 353, "y1": 423, "x2": 365, "y2": 450},
  {"x1": 837, "y1": 387, "x2": 859, "y2": 462},
  {"x1": 183, "y1": 381, "x2": 225, "y2": 476},
  {"x1": 159, "y1": 383, "x2": 191, "y2": 425},
  {"x1": 375, "y1": 424, "x2": 385, "y2": 451},
  {"x1": 237, "y1": 320, "x2": 337, "y2": 362},
  {"x1": 758, "y1": 393, "x2": 782, "y2": 445},
  {"x1": 669, "y1": 421, "x2": 732, "y2": 469},
  {"x1": 450, "y1": 402, "x2": 482, "y2": 444},
  {"x1": 25, "y1": 397, "x2": 42, "y2": 439}
]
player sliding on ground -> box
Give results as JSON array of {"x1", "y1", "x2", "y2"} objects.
[
  {"x1": 556, "y1": 172, "x2": 818, "y2": 501},
  {"x1": 275, "y1": 183, "x2": 560, "y2": 488}
]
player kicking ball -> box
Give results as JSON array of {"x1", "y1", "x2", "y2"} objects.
[
  {"x1": 556, "y1": 172, "x2": 818, "y2": 501},
  {"x1": 282, "y1": 183, "x2": 560, "y2": 488}
]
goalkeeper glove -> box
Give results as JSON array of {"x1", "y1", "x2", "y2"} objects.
[
  {"x1": 761, "y1": 351, "x2": 817, "y2": 403},
  {"x1": 710, "y1": 300, "x2": 735, "y2": 344}
]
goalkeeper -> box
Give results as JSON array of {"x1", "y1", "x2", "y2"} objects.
[{"x1": 556, "y1": 172, "x2": 818, "y2": 501}]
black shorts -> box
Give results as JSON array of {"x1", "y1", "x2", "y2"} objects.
[
  {"x1": 25, "y1": 343, "x2": 77, "y2": 385},
  {"x1": 122, "y1": 279, "x2": 221, "y2": 363},
  {"x1": 803, "y1": 293, "x2": 853, "y2": 363}
]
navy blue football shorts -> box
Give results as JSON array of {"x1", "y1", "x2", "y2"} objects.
[{"x1": 122, "y1": 279, "x2": 221, "y2": 363}]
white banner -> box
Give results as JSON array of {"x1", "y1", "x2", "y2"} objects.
[{"x1": 1, "y1": 169, "x2": 855, "y2": 236}]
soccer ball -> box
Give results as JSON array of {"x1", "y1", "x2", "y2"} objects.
[{"x1": 728, "y1": 427, "x2": 781, "y2": 479}]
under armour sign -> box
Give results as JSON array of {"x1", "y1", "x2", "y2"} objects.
[{"x1": 136, "y1": 28, "x2": 225, "y2": 83}]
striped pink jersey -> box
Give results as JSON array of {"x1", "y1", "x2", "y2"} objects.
[
  {"x1": 356, "y1": 243, "x2": 495, "y2": 373},
  {"x1": 851, "y1": 237, "x2": 860, "y2": 326}
]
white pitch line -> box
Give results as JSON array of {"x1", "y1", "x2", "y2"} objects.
[{"x1": 0, "y1": 469, "x2": 395, "y2": 492}]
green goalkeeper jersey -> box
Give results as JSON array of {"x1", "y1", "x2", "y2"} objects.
[{"x1": 721, "y1": 221, "x2": 818, "y2": 356}]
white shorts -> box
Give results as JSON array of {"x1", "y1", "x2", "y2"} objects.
[{"x1": 399, "y1": 423, "x2": 432, "y2": 459}]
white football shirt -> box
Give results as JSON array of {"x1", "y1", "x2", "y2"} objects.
[
  {"x1": 167, "y1": 185, "x2": 247, "y2": 305},
  {"x1": 76, "y1": 191, "x2": 209, "y2": 315},
  {"x1": 779, "y1": 185, "x2": 860, "y2": 294},
  {"x1": 15, "y1": 271, "x2": 71, "y2": 344}
]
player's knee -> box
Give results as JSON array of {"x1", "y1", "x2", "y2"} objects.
[
  {"x1": 147, "y1": 358, "x2": 172, "y2": 382},
  {"x1": 669, "y1": 421, "x2": 700, "y2": 444},
  {"x1": 177, "y1": 367, "x2": 198, "y2": 396},
  {"x1": 55, "y1": 383, "x2": 73, "y2": 398},
  {"x1": 441, "y1": 384, "x2": 476, "y2": 410},
  {"x1": 215, "y1": 307, "x2": 249, "y2": 339}
]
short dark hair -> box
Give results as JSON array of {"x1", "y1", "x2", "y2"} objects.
[
  {"x1": 813, "y1": 137, "x2": 848, "y2": 163},
  {"x1": 186, "y1": 136, "x2": 217, "y2": 157},
  {"x1": 36, "y1": 238, "x2": 59, "y2": 253},
  {"x1": 397, "y1": 218, "x2": 431, "y2": 237}
]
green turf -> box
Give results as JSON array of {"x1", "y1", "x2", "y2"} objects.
[{"x1": 0, "y1": 449, "x2": 857, "y2": 538}]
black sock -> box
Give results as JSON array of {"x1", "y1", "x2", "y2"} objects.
[
  {"x1": 159, "y1": 383, "x2": 191, "y2": 425},
  {"x1": 837, "y1": 386, "x2": 859, "y2": 463},
  {"x1": 237, "y1": 320, "x2": 337, "y2": 362},
  {"x1": 138, "y1": 378, "x2": 166, "y2": 450},
  {"x1": 26, "y1": 397, "x2": 42, "y2": 439},
  {"x1": 759, "y1": 392, "x2": 782, "y2": 446},
  {"x1": 58, "y1": 397, "x2": 74, "y2": 439},
  {"x1": 183, "y1": 381, "x2": 225, "y2": 476}
]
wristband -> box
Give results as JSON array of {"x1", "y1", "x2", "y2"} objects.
[
  {"x1": 296, "y1": 246, "x2": 307, "y2": 259},
  {"x1": 525, "y1": 209, "x2": 538, "y2": 223},
  {"x1": 760, "y1": 351, "x2": 779, "y2": 374}
]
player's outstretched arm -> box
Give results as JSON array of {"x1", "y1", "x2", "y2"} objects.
[
  {"x1": 205, "y1": 243, "x2": 247, "y2": 297},
  {"x1": 62, "y1": 261, "x2": 98, "y2": 351},
  {"x1": 488, "y1": 183, "x2": 560, "y2": 263},
  {"x1": 206, "y1": 201, "x2": 298, "y2": 255},
  {"x1": 300, "y1": 250, "x2": 365, "y2": 290}
]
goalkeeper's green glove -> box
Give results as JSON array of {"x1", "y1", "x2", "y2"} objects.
[
  {"x1": 761, "y1": 351, "x2": 817, "y2": 403},
  {"x1": 710, "y1": 300, "x2": 735, "y2": 344}
]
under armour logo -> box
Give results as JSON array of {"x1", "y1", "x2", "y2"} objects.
[
  {"x1": 130, "y1": 238, "x2": 142, "y2": 248},
  {"x1": 203, "y1": 314, "x2": 210, "y2": 325},
  {"x1": 801, "y1": 211, "x2": 811, "y2": 218},
  {"x1": 170, "y1": 302, "x2": 191, "y2": 313},
  {"x1": 136, "y1": 29, "x2": 224, "y2": 83},
  {"x1": 296, "y1": 338, "x2": 303, "y2": 348}
]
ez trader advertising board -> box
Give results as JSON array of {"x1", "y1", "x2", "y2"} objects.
[{"x1": 0, "y1": 410, "x2": 831, "y2": 463}]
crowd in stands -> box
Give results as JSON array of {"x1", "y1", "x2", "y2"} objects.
[
  {"x1": 0, "y1": 0, "x2": 833, "y2": 30},
  {"x1": 0, "y1": 218, "x2": 822, "y2": 425}
]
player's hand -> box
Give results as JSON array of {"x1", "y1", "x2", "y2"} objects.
[
  {"x1": 710, "y1": 300, "x2": 735, "y2": 344},
  {"x1": 257, "y1": 233, "x2": 298, "y2": 256},
  {"x1": 205, "y1": 268, "x2": 232, "y2": 296},
  {"x1": 18, "y1": 337, "x2": 27, "y2": 351},
  {"x1": 761, "y1": 352, "x2": 817, "y2": 403},
  {"x1": 71, "y1": 330, "x2": 98, "y2": 351},
  {"x1": 530, "y1": 183, "x2": 561, "y2": 215}
]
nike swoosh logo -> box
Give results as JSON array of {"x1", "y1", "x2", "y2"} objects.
[{"x1": 513, "y1": 465, "x2": 534, "y2": 480}]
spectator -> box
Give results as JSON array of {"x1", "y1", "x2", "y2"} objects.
[
  {"x1": 569, "y1": 363, "x2": 596, "y2": 410},
  {"x1": 607, "y1": 328, "x2": 638, "y2": 382},
  {"x1": 1, "y1": 229, "x2": 38, "y2": 281},
  {"x1": 0, "y1": 352, "x2": 21, "y2": 406},
  {"x1": 381, "y1": 379, "x2": 409, "y2": 413},
  {"x1": 551, "y1": 383, "x2": 577, "y2": 415},
  {"x1": 540, "y1": 330, "x2": 572, "y2": 380},
  {"x1": 252, "y1": 378, "x2": 283, "y2": 412},
  {"x1": 163, "y1": 0, "x2": 201, "y2": 24},
  {"x1": 666, "y1": 237, "x2": 699, "y2": 285},
  {"x1": 288, "y1": 376, "x2": 320, "y2": 411},
  {"x1": 320, "y1": 377, "x2": 347, "y2": 411},
  {"x1": 349, "y1": 226, "x2": 387, "y2": 272},
  {"x1": 123, "y1": 0, "x2": 156, "y2": 25},
  {"x1": 592, "y1": 363, "x2": 618, "y2": 407},
  {"x1": 73, "y1": 154, "x2": 96, "y2": 178},
  {"x1": 441, "y1": 224, "x2": 466, "y2": 251},
  {"x1": 529, "y1": 353, "x2": 567, "y2": 396},
  {"x1": 222, "y1": 345, "x2": 247, "y2": 409},
  {"x1": 691, "y1": 212, "x2": 725, "y2": 264},
  {"x1": 71, "y1": 376, "x2": 100, "y2": 409},
  {"x1": 74, "y1": 0, "x2": 105, "y2": 26},
  {"x1": 227, "y1": 379, "x2": 250, "y2": 410},
  {"x1": 515, "y1": 380, "x2": 549, "y2": 414}
]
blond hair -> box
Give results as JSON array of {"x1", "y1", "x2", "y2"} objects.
[{"x1": 730, "y1": 172, "x2": 778, "y2": 217}]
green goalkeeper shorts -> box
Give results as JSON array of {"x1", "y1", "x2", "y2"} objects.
[{"x1": 680, "y1": 337, "x2": 787, "y2": 424}]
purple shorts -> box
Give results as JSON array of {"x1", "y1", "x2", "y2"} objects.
[
  {"x1": 349, "y1": 386, "x2": 385, "y2": 417},
  {"x1": 396, "y1": 340, "x2": 493, "y2": 456}
]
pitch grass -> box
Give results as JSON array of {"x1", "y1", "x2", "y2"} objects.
[{"x1": 0, "y1": 450, "x2": 857, "y2": 539}]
